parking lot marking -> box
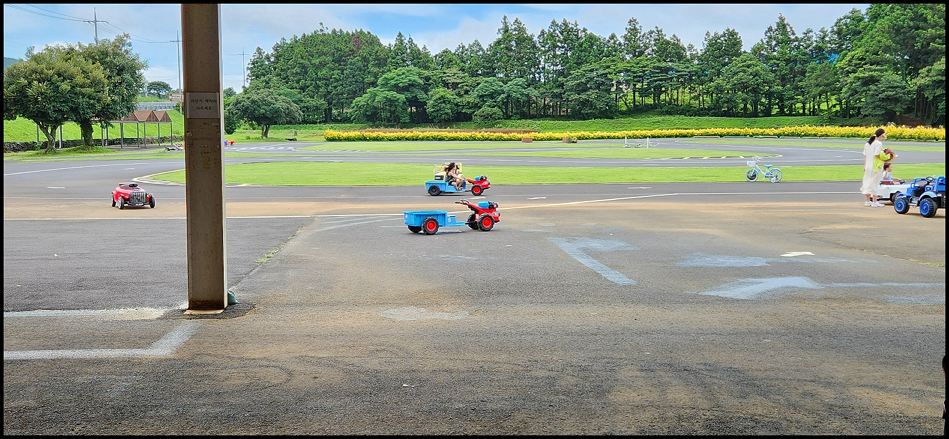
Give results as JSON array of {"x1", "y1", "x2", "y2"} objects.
[
  {"x1": 689, "y1": 277, "x2": 823, "y2": 299},
  {"x1": 379, "y1": 306, "x2": 469, "y2": 321},
  {"x1": 687, "y1": 277, "x2": 946, "y2": 300},
  {"x1": 548, "y1": 237, "x2": 638, "y2": 285},
  {"x1": 676, "y1": 252, "x2": 875, "y2": 267},
  {"x1": 4, "y1": 307, "x2": 172, "y2": 319},
  {"x1": 781, "y1": 251, "x2": 814, "y2": 257},
  {"x1": 4, "y1": 320, "x2": 200, "y2": 361}
]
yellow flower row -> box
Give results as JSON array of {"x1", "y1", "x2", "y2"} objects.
[{"x1": 324, "y1": 125, "x2": 945, "y2": 142}]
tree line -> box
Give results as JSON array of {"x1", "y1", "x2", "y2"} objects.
[{"x1": 230, "y1": 3, "x2": 943, "y2": 135}]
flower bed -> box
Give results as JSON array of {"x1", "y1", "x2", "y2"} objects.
[
  {"x1": 324, "y1": 125, "x2": 945, "y2": 142},
  {"x1": 359, "y1": 128, "x2": 538, "y2": 134}
]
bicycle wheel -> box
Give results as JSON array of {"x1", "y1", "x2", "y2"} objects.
[
  {"x1": 769, "y1": 168, "x2": 783, "y2": 183},
  {"x1": 745, "y1": 169, "x2": 759, "y2": 182}
]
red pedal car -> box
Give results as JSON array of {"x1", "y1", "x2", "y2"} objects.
[{"x1": 111, "y1": 182, "x2": 156, "y2": 209}]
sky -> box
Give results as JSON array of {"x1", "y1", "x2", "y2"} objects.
[{"x1": 4, "y1": 3, "x2": 869, "y2": 93}]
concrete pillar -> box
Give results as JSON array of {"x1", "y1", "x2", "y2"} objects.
[{"x1": 181, "y1": 4, "x2": 227, "y2": 313}]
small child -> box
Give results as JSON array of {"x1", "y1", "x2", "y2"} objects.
[{"x1": 881, "y1": 163, "x2": 903, "y2": 184}]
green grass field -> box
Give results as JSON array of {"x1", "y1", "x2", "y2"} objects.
[
  {"x1": 5, "y1": 114, "x2": 944, "y2": 186},
  {"x1": 4, "y1": 139, "x2": 945, "y2": 185},
  {"x1": 149, "y1": 162, "x2": 946, "y2": 186}
]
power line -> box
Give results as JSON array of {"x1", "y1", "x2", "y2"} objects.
[
  {"x1": 98, "y1": 22, "x2": 171, "y2": 45},
  {"x1": 6, "y1": 4, "x2": 173, "y2": 47},
  {"x1": 7, "y1": 4, "x2": 182, "y2": 91},
  {"x1": 6, "y1": 4, "x2": 85, "y2": 21},
  {"x1": 13, "y1": 4, "x2": 232, "y2": 83},
  {"x1": 10, "y1": 5, "x2": 229, "y2": 93}
]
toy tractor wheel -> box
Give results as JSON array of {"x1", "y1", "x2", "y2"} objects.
[
  {"x1": 407, "y1": 226, "x2": 422, "y2": 233},
  {"x1": 745, "y1": 169, "x2": 758, "y2": 182},
  {"x1": 466, "y1": 213, "x2": 479, "y2": 230},
  {"x1": 422, "y1": 217, "x2": 439, "y2": 235},
  {"x1": 471, "y1": 185, "x2": 483, "y2": 196},
  {"x1": 428, "y1": 185, "x2": 441, "y2": 196},
  {"x1": 893, "y1": 197, "x2": 910, "y2": 214},
  {"x1": 118, "y1": 197, "x2": 126, "y2": 210},
  {"x1": 919, "y1": 198, "x2": 938, "y2": 218},
  {"x1": 478, "y1": 215, "x2": 494, "y2": 231}
]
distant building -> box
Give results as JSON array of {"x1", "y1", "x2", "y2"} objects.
[{"x1": 137, "y1": 101, "x2": 176, "y2": 111}]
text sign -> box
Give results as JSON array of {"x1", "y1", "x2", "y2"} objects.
[{"x1": 185, "y1": 93, "x2": 220, "y2": 119}]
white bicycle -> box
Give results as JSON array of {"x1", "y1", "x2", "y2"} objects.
[{"x1": 745, "y1": 156, "x2": 782, "y2": 183}]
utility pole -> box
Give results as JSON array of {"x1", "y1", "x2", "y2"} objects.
[
  {"x1": 228, "y1": 48, "x2": 251, "y2": 90},
  {"x1": 240, "y1": 47, "x2": 249, "y2": 89},
  {"x1": 83, "y1": 7, "x2": 108, "y2": 43},
  {"x1": 171, "y1": 31, "x2": 182, "y2": 93}
]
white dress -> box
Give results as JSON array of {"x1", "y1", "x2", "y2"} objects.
[{"x1": 859, "y1": 139, "x2": 884, "y2": 195}]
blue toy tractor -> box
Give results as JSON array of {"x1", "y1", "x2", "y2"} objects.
[
  {"x1": 426, "y1": 162, "x2": 491, "y2": 196},
  {"x1": 893, "y1": 175, "x2": 945, "y2": 218}
]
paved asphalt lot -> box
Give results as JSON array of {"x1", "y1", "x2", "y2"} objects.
[{"x1": 3, "y1": 139, "x2": 945, "y2": 435}]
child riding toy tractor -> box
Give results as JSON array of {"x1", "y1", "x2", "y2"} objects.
[{"x1": 426, "y1": 162, "x2": 491, "y2": 196}]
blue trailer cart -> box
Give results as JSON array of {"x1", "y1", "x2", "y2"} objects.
[
  {"x1": 403, "y1": 210, "x2": 461, "y2": 235},
  {"x1": 404, "y1": 199, "x2": 500, "y2": 235}
]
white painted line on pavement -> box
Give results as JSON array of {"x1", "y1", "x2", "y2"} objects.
[
  {"x1": 4, "y1": 307, "x2": 172, "y2": 318},
  {"x1": 3, "y1": 162, "x2": 151, "y2": 176},
  {"x1": 3, "y1": 321, "x2": 201, "y2": 361}
]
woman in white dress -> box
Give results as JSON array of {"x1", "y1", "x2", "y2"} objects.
[{"x1": 859, "y1": 128, "x2": 887, "y2": 207}]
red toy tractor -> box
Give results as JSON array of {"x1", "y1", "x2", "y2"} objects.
[{"x1": 459, "y1": 198, "x2": 499, "y2": 231}]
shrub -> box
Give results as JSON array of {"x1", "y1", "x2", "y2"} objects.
[{"x1": 473, "y1": 106, "x2": 503, "y2": 126}]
